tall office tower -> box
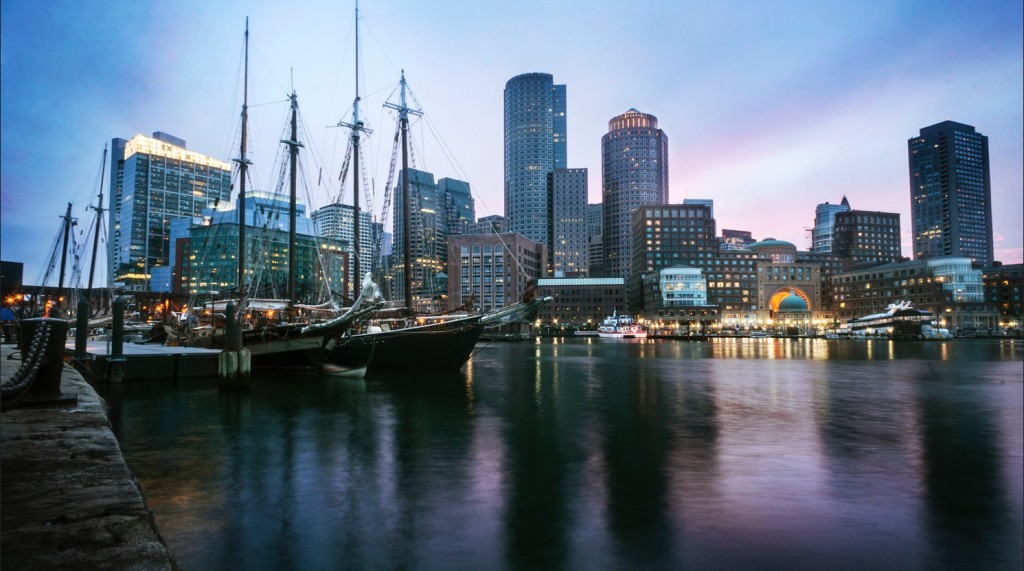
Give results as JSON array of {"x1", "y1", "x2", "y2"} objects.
[
  {"x1": 602, "y1": 109, "x2": 669, "y2": 281},
  {"x1": 109, "y1": 132, "x2": 232, "y2": 291},
  {"x1": 504, "y1": 72, "x2": 566, "y2": 247},
  {"x1": 311, "y1": 202, "x2": 373, "y2": 288},
  {"x1": 587, "y1": 203, "x2": 604, "y2": 276},
  {"x1": 550, "y1": 168, "x2": 589, "y2": 277},
  {"x1": 439, "y1": 177, "x2": 475, "y2": 237},
  {"x1": 392, "y1": 168, "x2": 473, "y2": 306},
  {"x1": 832, "y1": 209, "x2": 902, "y2": 266},
  {"x1": 909, "y1": 121, "x2": 994, "y2": 265},
  {"x1": 813, "y1": 196, "x2": 851, "y2": 253}
]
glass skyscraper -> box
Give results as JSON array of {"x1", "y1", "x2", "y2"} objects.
[
  {"x1": 109, "y1": 132, "x2": 232, "y2": 291},
  {"x1": 503, "y1": 73, "x2": 567, "y2": 247},
  {"x1": 812, "y1": 196, "x2": 851, "y2": 253},
  {"x1": 908, "y1": 121, "x2": 994, "y2": 265},
  {"x1": 602, "y1": 109, "x2": 669, "y2": 281}
]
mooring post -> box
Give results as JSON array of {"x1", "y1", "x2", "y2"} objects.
[
  {"x1": 16, "y1": 317, "x2": 77, "y2": 407},
  {"x1": 74, "y1": 298, "x2": 89, "y2": 360},
  {"x1": 219, "y1": 301, "x2": 250, "y2": 386},
  {"x1": 109, "y1": 297, "x2": 126, "y2": 383}
]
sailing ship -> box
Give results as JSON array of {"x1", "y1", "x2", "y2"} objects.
[
  {"x1": 324, "y1": 5, "x2": 548, "y2": 374},
  {"x1": 173, "y1": 20, "x2": 380, "y2": 370}
]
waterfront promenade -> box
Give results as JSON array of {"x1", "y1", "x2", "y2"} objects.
[{"x1": 0, "y1": 344, "x2": 178, "y2": 569}]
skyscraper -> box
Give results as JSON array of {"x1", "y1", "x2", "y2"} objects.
[
  {"x1": 550, "y1": 168, "x2": 589, "y2": 277},
  {"x1": 109, "y1": 132, "x2": 232, "y2": 291},
  {"x1": 311, "y1": 202, "x2": 373, "y2": 291},
  {"x1": 908, "y1": 121, "x2": 994, "y2": 265},
  {"x1": 503, "y1": 73, "x2": 566, "y2": 248},
  {"x1": 393, "y1": 168, "x2": 474, "y2": 306},
  {"x1": 602, "y1": 108, "x2": 669, "y2": 281},
  {"x1": 812, "y1": 196, "x2": 851, "y2": 253},
  {"x1": 832, "y1": 209, "x2": 902, "y2": 266}
]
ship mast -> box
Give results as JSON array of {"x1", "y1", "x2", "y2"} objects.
[
  {"x1": 338, "y1": 0, "x2": 372, "y2": 300},
  {"x1": 234, "y1": 18, "x2": 252, "y2": 301},
  {"x1": 384, "y1": 71, "x2": 421, "y2": 312},
  {"x1": 86, "y1": 144, "x2": 108, "y2": 298},
  {"x1": 282, "y1": 86, "x2": 303, "y2": 306}
]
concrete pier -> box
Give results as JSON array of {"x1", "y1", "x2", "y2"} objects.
[{"x1": 0, "y1": 344, "x2": 178, "y2": 569}]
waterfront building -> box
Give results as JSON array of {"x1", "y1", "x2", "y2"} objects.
[
  {"x1": 467, "y1": 215, "x2": 504, "y2": 235},
  {"x1": 550, "y1": 168, "x2": 589, "y2": 277},
  {"x1": 535, "y1": 277, "x2": 626, "y2": 331},
  {"x1": 832, "y1": 209, "x2": 902, "y2": 267},
  {"x1": 503, "y1": 73, "x2": 566, "y2": 246},
  {"x1": 630, "y1": 203, "x2": 763, "y2": 326},
  {"x1": 311, "y1": 202, "x2": 373, "y2": 291},
  {"x1": 447, "y1": 233, "x2": 547, "y2": 312},
  {"x1": 602, "y1": 109, "x2": 669, "y2": 282},
  {"x1": 719, "y1": 229, "x2": 756, "y2": 251},
  {"x1": 640, "y1": 266, "x2": 720, "y2": 332},
  {"x1": 909, "y1": 121, "x2": 994, "y2": 265},
  {"x1": 109, "y1": 132, "x2": 232, "y2": 291},
  {"x1": 831, "y1": 256, "x2": 997, "y2": 332},
  {"x1": 812, "y1": 197, "x2": 851, "y2": 253},
  {"x1": 173, "y1": 192, "x2": 348, "y2": 299},
  {"x1": 982, "y1": 263, "x2": 1023, "y2": 330},
  {"x1": 774, "y1": 290, "x2": 814, "y2": 335},
  {"x1": 393, "y1": 168, "x2": 474, "y2": 307}
]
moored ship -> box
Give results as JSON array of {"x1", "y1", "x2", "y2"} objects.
[{"x1": 597, "y1": 311, "x2": 647, "y2": 339}]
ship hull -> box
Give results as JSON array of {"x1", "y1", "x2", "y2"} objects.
[{"x1": 327, "y1": 319, "x2": 483, "y2": 373}]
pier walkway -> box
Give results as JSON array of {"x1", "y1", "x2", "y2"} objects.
[{"x1": 0, "y1": 344, "x2": 178, "y2": 569}]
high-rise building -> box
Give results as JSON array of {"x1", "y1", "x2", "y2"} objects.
[
  {"x1": 109, "y1": 132, "x2": 232, "y2": 291},
  {"x1": 550, "y1": 168, "x2": 589, "y2": 277},
  {"x1": 311, "y1": 202, "x2": 374, "y2": 288},
  {"x1": 832, "y1": 209, "x2": 902, "y2": 267},
  {"x1": 393, "y1": 168, "x2": 474, "y2": 306},
  {"x1": 812, "y1": 196, "x2": 851, "y2": 253},
  {"x1": 439, "y1": 177, "x2": 475, "y2": 237},
  {"x1": 503, "y1": 73, "x2": 567, "y2": 248},
  {"x1": 602, "y1": 109, "x2": 669, "y2": 281},
  {"x1": 909, "y1": 121, "x2": 994, "y2": 265},
  {"x1": 587, "y1": 203, "x2": 604, "y2": 276},
  {"x1": 467, "y1": 215, "x2": 505, "y2": 235}
]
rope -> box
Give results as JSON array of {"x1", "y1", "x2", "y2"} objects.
[{"x1": 1, "y1": 323, "x2": 53, "y2": 412}]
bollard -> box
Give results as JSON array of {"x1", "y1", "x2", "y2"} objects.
[
  {"x1": 109, "y1": 297, "x2": 126, "y2": 383},
  {"x1": 16, "y1": 318, "x2": 77, "y2": 407},
  {"x1": 74, "y1": 298, "x2": 89, "y2": 360},
  {"x1": 219, "y1": 301, "x2": 250, "y2": 387}
]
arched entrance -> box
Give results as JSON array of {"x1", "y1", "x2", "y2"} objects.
[{"x1": 769, "y1": 287, "x2": 812, "y2": 313}]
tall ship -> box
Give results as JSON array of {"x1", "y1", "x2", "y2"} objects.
[
  {"x1": 324, "y1": 3, "x2": 549, "y2": 374},
  {"x1": 597, "y1": 311, "x2": 647, "y2": 339}
]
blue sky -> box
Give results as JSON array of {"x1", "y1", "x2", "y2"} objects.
[{"x1": 2, "y1": 0, "x2": 1022, "y2": 286}]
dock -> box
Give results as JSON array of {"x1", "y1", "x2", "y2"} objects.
[
  {"x1": 66, "y1": 340, "x2": 220, "y2": 382},
  {"x1": 1, "y1": 344, "x2": 178, "y2": 569}
]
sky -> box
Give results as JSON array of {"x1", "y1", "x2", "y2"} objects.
[{"x1": 2, "y1": 0, "x2": 1022, "y2": 287}]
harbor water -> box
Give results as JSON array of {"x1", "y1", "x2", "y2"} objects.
[{"x1": 98, "y1": 338, "x2": 1023, "y2": 570}]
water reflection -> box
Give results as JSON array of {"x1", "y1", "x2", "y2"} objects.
[{"x1": 98, "y1": 339, "x2": 1023, "y2": 570}]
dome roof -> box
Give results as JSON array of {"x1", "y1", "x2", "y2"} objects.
[
  {"x1": 750, "y1": 237, "x2": 796, "y2": 250},
  {"x1": 778, "y1": 292, "x2": 809, "y2": 312}
]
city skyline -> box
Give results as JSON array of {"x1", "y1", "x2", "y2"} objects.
[{"x1": 1, "y1": 0, "x2": 1021, "y2": 286}]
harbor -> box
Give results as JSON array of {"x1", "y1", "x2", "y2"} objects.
[{"x1": 95, "y1": 337, "x2": 1022, "y2": 569}]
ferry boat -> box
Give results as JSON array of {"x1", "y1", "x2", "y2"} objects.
[
  {"x1": 847, "y1": 301, "x2": 948, "y2": 340},
  {"x1": 597, "y1": 311, "x2": 647, "y2": 339}
]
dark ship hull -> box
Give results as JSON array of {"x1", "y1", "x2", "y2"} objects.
[{"x1": 326, "y1": 317, "x2": 483, "y2": 373}]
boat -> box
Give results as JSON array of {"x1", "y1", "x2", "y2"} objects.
[
  {"x1": 324, "y1": 8, "x2": 548, "y2": 373},
  {"x1": 171, "y1": 20, "x2": 380, "y2": 370},
  {"x1": 846, "y1": 300, "x2": 941, "y2": 340},
  {"x1": 597, "y1": 311, "x2": 647, "y2": 339}
]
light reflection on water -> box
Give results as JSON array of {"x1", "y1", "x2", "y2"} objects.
[{"x1": 99, "y1": 339, "x2": 1023, "y2": 570}]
